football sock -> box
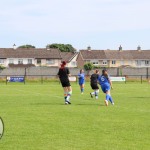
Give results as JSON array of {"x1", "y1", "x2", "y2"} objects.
[
  {"x1": 95, "y1": 90, "x2": 99, "y2": 99},
  {"x1": 106, "y1": 94, "x2": 110, "y2": 101},
  {"x1": 66, "y1": 91, "x2": 72, "y2": 101},
  {"x1": 64, "y1": 92, "x2": 67, "y2": 101},
  {"x1": 81, "y1": 88, "x2": 84, "y2": 93},
  {"x1": 109, "y1": 95, "x2": 114, "y2": 104},
  {"x1": 91, "y1": 92, "x2": 95, "y2": 95},
  {"x1": 95, "y1": 90, "x2": 99, "y2": 96}
]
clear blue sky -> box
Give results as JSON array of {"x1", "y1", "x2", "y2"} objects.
[{"x1": 0, "y1": 0, "x2": 150, "y2": 50}]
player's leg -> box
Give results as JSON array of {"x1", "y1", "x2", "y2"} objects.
[
  {"x1": 105, "y1": 90, "x2": 114, "y2": 105},
  {"x1": 63, "y1": 87, "x2": 68, "y2": 104},
  {"x1": 90, "y1": 84, "x2": 97, "y2": 98},
  {"x1": 107, "y1": 90, "x2": 114, "y2": 105},
  {"x1": 101, "y1": 85, "x2": 109, "y2": 106},
  {"x1": 80, "y1": 84, "x2": 84, "y2": 94},
  {"x1": 66, "y1": 86, "x2": 72, "y2": 104},
  {"x1": 90, "y1": 84, "x2": 94, "y2": 98},
  {"x1": 95, "y1": 89, "x2": 99, "y2": 99}
]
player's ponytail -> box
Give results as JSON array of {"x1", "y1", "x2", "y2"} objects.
[
  {"x1": 102, "y1": 69, "x2": 108, "y2": 78},
  {"x1": 102, "y1": 69, "x2": 105, "y2": 75},
  {"x1": 60, "y1": 61, "x2": 67, "y2": 70}
]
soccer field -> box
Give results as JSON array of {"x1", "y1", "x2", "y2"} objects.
[{"x1": 0, "y1": 83, "x2": 149, "y2": 150}]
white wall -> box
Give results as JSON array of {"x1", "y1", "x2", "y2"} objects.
[
  {"x1": 35, "y1": 59, "x2": 61, "y2": 67},
  {"x1": 4, "y1": 58, "x2": 61, "y2": 67},
  {"x1": 5, "y1": 58, "x2": 35, "y2": 66},
  {"x1": 67, "y1": 54, "x2": 78, "y2": 68}
]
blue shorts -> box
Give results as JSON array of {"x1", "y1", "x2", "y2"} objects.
[
  {"x1": 101, "y1": 84, "x2": 110, "y2": 93},
  {"x1": 79, "y1": 81, "x2": 84, "y2": 85}
]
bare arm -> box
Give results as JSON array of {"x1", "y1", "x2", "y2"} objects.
[
  {"x1": 68, "y1": 74, "x2": 71, "y2": 77},
  {"x1": 108, "y1": 78, "x2": 113, "y2": 89}
]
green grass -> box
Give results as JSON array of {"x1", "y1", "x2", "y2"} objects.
[{"x1": 0, "y1": 83, "x2": 149, "y2": 150}]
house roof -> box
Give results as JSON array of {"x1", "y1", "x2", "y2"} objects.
[
  {"x1": 60, "y1": 52, "x2": 78, "y2": 62},
  {"x1": 79, "y1": 50, "x2": 106, "y2": 60},
  {"x1": 0, "y1": 48, "x2": 62, "y2": 59},
  {"x1": 80, "y1": 50, "x2": 150, "y2": 60}
]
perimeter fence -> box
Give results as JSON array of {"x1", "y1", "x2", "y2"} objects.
[
  {"x1": 0, "y1": 67, "x2": 150, "y2": 84},
  {"x1": 0, "y1": 74, "x2": 149, "y2": 85}
]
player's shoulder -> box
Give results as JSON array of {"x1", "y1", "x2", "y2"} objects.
[
  {"x1": 99, "y1": 75, "x2": 103, "y2": 78},
  {"x1": 65, "y1": 67, "x2": 69, "y2": 70},
  {"x1": 91, "y1": 73, "x2": 94, "y2": 76}
]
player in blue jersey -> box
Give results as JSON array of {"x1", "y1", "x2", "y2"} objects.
[
  {"x1": 78, "y1": 69, "x2": 85, "y2": 94},
  {"x1": 98, "y1": 69, "x2": 114, "y2": 106},
  {"x1": 90, "y1": 69, "x2": 100, "y2": 99}
]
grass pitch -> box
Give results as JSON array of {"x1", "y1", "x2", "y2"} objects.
[{"x1": 0, "y1": 82, "x2": 149, "y2": 150}]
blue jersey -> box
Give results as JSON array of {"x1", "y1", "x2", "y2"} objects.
[
  {"x1": 98, "y1": 75, "x2": 111, "y2": 93},
  {"x1": 98, "y1": 75, "x2": 110, "y2": 85},
  {"x1": 78, "y1": 73, "x2": 85, "y2": 84}
]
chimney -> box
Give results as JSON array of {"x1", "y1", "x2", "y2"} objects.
[
  {"x1": 87, "y1": 46, "x2": 91, "y2": 51},
  {"x1": 137, "y1": 45, "x2": 141, "y2": 51},
  {"x1": 119, "y1": 45, "x2": 122, "y2": 51},
  {"x1": 13, "y1": 44, "x2": 16, "y2": 49},
  {"x1": 46, "y1": 45, "x2": 50, "y2": 50}
]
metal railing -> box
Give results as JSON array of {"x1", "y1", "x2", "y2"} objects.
[{"x1": 0, "y1": 75, "x2": 149, "y2": 85}]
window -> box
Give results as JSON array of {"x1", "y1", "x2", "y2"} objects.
[
  {"x1": 145, "y1": 60, "x2": 149, "y2": 65},
  {"x1": 9, "y1": 59, "x2": 14, "y2": 64},
  {"x1": 37, "y1": 59, "x2": 41, "y2": 64},
  {"x1": 93, "y1": 62, "x2": 99, "y2": 65},
  {"x1": 103, "y1": 60, "x2": 107, "y2": 65},
  {"x1": 112, "y1": 60, "x2": 116, "y2": 65},
  {"x1": 128, "y1": 61, "x2": 132, "y2": 65},
  {"x1": 0, "y1": 59, "x2": 4, "y2": 64},
  {"x1": 18, "y1": 59, "x2": 23, "y2": 64},
  {"x1": 86, "y1": 60, "x2": 90, "y2": 63},
  {"x1": 46, "y1": 59, "x2": 54, "y2": 65},
  {"x1": 136, "y1": 60, "x2": 141, "y2": 66},
  {"x1": 28, "y1": 59, "x2": 32, "y2": 64}
]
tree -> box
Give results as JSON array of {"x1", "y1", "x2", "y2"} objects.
[
  {"x1": 84, "y1": 63, "x2": 94, "y2": 76},
  {"x1": 47, "y1": 44, "x2": 76, "y2": 52},
  {"x1": 18, "y1": 45, "x2": 36, "y2": 48}
]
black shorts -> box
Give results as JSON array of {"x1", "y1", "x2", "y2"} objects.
[
  {"x1": 91, "y1": 83, "x2": 99, "y2": 90},
  {"x1": 60, "y1": 80, "x2": 71, "y2": 87}
]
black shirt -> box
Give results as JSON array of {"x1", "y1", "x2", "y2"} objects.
[
  {"x1": 90, "y1": 73, "x2": 99, "y2": 84},
  {"x1": 57, "y1": 67, "x2": 70, "y2": 81}
]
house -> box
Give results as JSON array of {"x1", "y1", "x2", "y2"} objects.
[
  {"x1": 77, "y1": 46, "x2": 150, "y2": 68},
  {"x1": 0, "y1": 47, "x2": 62, "y2": 67},
  {"x1": 60, "y1": 52, "x2": 78, "y2": 68}
]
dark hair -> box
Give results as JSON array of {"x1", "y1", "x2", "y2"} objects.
[
  {"x1": 60, "y1": 61, "x2": 67, "y2": 69},
  {"x1": 80, "y1": 69, "x2": 83, "y2": 74},
  {"x1": 95, "y1": 69, "x2": 99, "y2": 74},
  {"x1": 102, "y1": 69, "x2": 108, "y2": 78},
  {"x1": 102, "y1": 68, "x2": 107, "y2": 74}
]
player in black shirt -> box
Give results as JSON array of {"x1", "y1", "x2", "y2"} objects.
[
  {"x1": 90, "y1": 69, "x2": 100, "y2": 99},
  {"x1": 57, "y1": 61, "x2": 72, "y2": 104}
]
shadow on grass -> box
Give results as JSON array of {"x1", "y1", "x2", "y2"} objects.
[
  {"x1": 30, "y1": 102, "x2": 105, "y2": 106},
  {"x1": 30, "y1": 102, "x2": 64, "y2": 106},
  {"x1": 73, "y1": 103, "x2": 105, "y2": 106},
  {"x1": 129, "y1": 97, "x2": 150, "y2": 99}
]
